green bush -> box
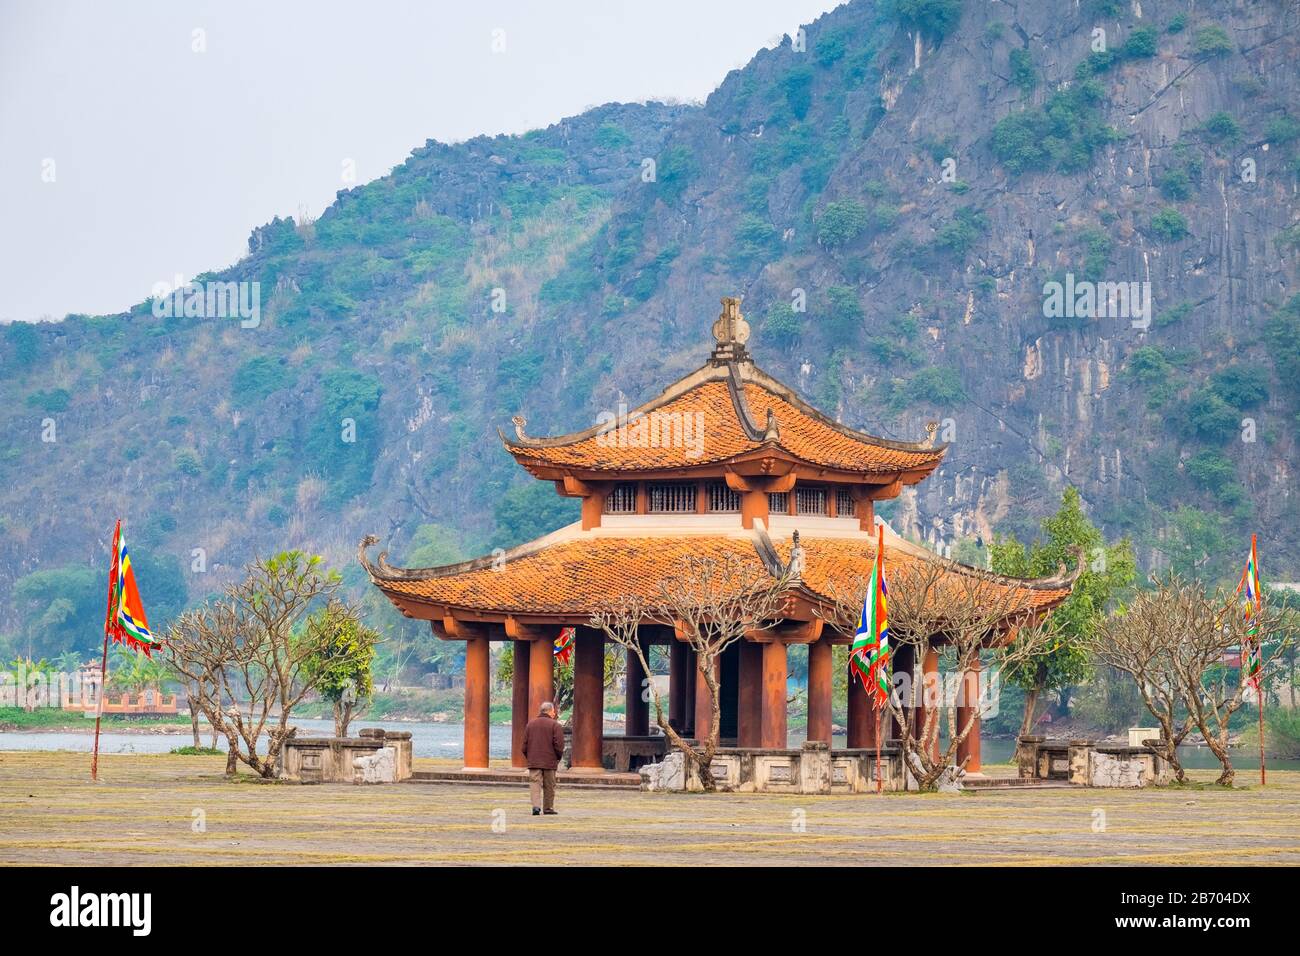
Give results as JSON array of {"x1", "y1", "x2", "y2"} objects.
[
  {"x1": 1265, "y1": 114, "x2": 1300, "y2": 144},
  {"x1": 1159, "y1": 166, "x2": 1192, "y2": 200},
  {"x1": 1211, "y1": 366, "x2": 1268, "y2": 407},
  {"x1": 231, "y1": 355, "x2": 289, "y2": 405},
  {"x1": 932, "y1": 206, "x2": 987, "y2": 259},
  {"x1": 894, "y1": 0, "x2": 963, "y2": 40},
  {"x1": 779, "y1": 65, "x2": 815, "y2": 120},
  {"x1": 1148, "y1": 207, "x2": 1189, "y2": 242},
  {"x1": 1199, "y1": 111, "x2": 1241, "y2": 143},
  {"x1": 1009, "y1": 48, "x2": 1036, "y2": 94},
  {"x1": 1166, "y1": 13, "x2": 1187, "y2": 34},
  {"x1": 1192, "y1": 25, "x2": 1233, "y2": 58},
  {"x1": 816, "y1": 200, "x2": 870, "y2": 247},
  {"x1": 1122, "y1": 26, "x2": 1158, "y2": 59},
  {"x1": 991, "y1": 80, "x2": 1116, "y2": 175},
  {"x1": 762, "y1": 302, "x2": 803, "y2": 349}
]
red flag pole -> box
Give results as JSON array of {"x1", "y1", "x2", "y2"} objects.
[
  {"x1": 92, "y1": 519, "x2": 121, "y2": 782},
  {"x1": 876, "y1": 524, "x2": 885, "y2": 794},
  {"x1": 1255, "y1": 535, "x2": 1265, "y2": 787}
]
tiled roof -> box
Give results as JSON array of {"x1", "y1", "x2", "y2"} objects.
[
  {"x1": 504, "y1": 364, "x2": 945, "y2": 476},
  {"x1": 367, "y1": 531, "x2": 1070, "y2": 618}
]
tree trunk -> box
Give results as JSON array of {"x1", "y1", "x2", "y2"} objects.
[
  {"x1": 1019, "y1": 686, "x2": 1040, "y2": 736},
  {"x1": 188, "y1": 694, "x2": 201, "y2": 749},
  {"x1": 224, "y1": 743, "x2": 238, "y2": 776}
]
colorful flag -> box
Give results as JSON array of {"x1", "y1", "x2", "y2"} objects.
[
  {"x1": 1236, "y1": 535, "x2": 1262, "y2": 690},
  {"x1": 105, "y1": 520, "x2": 158, "y2": 656},
  {"x1": 553, "y1": 626, "x2": 575, "y2": 666},
  {"x1": 850, "y1": 525, "x2": 891, "y2": 708}
]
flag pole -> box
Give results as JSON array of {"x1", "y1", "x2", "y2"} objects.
[
  {"x1": 92, "y1": 519, "x2": 120, "y2": 782},
  {"x1": 876, "y1": 523, "x2": 884, "y2": 794},
  {"x1": 1255, "y1": 533, "x2": 1265, "y2": 787}
]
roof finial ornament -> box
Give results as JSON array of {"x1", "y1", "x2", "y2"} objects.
[
  {"x1": 512, "y1": 415, "x2": 529, "y2": 441},
  {"x1": 788, "y1": 530, "x2": 805, "y2": 580},
  {"x1": 925, "y1": 420, "x2": 939, "y2": 448},
  {"x1": 710, "y1": 295, "x2": 752, "y2": 364}
]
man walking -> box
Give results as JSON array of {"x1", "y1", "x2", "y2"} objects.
[{"x1": 522, "y1": 701, "x2": 565, "y2": 815}]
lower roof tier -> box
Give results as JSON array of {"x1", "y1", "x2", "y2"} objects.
[{"x1": 361, "y1": 520, "x2": 1075, "y2": 628}]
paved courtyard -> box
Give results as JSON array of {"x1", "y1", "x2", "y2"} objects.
[{"x1": 1, "y1": 751, "x2": 1297, "y2": 865}]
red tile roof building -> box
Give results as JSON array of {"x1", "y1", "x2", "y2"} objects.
[{"x1": 363, "y1": 297, "x2": 1075, "y2": 775}]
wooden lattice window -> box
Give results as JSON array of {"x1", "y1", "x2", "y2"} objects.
[
  {"x1": 604, "y1": 483, "x2": 637, "y2": 514},
  {"x1": 796, "y1": 487, "x2": 827, "y2": 516},
  {"x1": 836, "y1": 487, "x2": 855, "y2": 518},
  {"x1": 648, "y1": 482, "x2": 697, "y2": 513},
  {"x1": 768, "y1": 491, "x2": 789, "y2": 514},
  {"x1": 707, "y1": 482, "x2": 741, "y2": 513}
]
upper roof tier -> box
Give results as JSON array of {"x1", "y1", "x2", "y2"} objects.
[{"x1": 502, "y1": 297, "x2": 948, "y2": 484}]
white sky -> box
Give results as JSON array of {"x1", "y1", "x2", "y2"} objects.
[{"x1": 0, "y1": 0, "x2": 844, "y2": 322}]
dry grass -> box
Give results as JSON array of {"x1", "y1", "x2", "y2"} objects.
[{"x1": 1, "y1": 752, "x2": 1297, "y2": 866}]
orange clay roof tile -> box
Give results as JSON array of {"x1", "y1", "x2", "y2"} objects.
[
  {"x1": 505, "y1": 375, "x2": 945, "y2": 475},
  {"x1": 372, "y1": 534, "x2": 1069, "y2": 616}
]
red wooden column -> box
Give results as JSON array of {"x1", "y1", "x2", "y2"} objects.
[
  {"x1": 527, "y1": 635, "x2": 554, "y2": 719},
  {"x1": 737, "y1": 640, "x2": 763, "y2": 747},
  {"x1": 693, "y1": 652, "x2": 720, "y2": 743},
  {"x1": 806, "y1": 638, "x2": 833, "y2": 744},
  {"x1": 918, "y1": 646, "x2": 940, "y2": 763},
  {"x1": 668, "y1": 640, "x2": 688, "y2": 732},
  {"x1": 571, "y1": 628, "x2": 605, "y2": 771},
  {"x1": 760, "y1": 641, "x2": 788, "y2": 749},
  {"x1": 626, "y1": 638, "x2": 650, "y2": 736},
  {"x1": 956, "y1": 659, "x2": 982, "y2": 773},
  {"x1": 846, "y1": 656, "x2": 877, "y2": 748},
  {"x1": 510, "y1": 639, "x2": 531, "y2": 768},
  {"x1": 463, "y1": 636, "x2": 490, "y2": 770}
]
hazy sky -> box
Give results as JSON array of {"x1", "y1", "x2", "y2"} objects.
[{"x1": 0, "y1": 0, "x2": 843, "y2": 323}]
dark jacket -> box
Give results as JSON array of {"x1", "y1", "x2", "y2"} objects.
[{"x1": 522, "y1": 714, "x2": 565, "y2": 770}]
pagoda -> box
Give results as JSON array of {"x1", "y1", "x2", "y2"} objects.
[{"x1": 362, "y1": 297, "x2": 1075, "y2": 776}]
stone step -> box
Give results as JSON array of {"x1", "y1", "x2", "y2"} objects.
[
  {"x1": 408, "y1": 769, "x2": 641, "y2": 790},
  {"x1": 962, "y1": 776, "x2": 1074, "y2": 789}
]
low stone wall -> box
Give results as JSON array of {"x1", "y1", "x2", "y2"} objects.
[
  {"x1": 280, "y1": 728, "x2": 413, "y2": 784},
  {"x1": 603, "y1": 735, "x2": 667, "y2": 773},
  {"x1": 1017, "y1": 735, "x2": 1172, "y2": 787},
  {"x1": 642, "y1": 741, "x2": 903, "y2": 794}
]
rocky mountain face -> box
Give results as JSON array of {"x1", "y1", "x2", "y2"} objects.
[{"x1": 3, "y1": 0, "x2": 1299, "y2": 653}]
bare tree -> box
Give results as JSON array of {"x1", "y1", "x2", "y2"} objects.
[
  {"x1": 1087, "y1": 580, "x2": 1197, "y2": 782},
  {"x1": 592, "y1": 553, "x2": 793, "y2": 792},
  {"x1": 1094, "y1": 575, "x2": 1296, "y2": 786},
  {"x1": 165, "y1": 552, "x2": 342, "y2": 778},
  {"x1": 822, "y1": 560, "x2": 1056, "y2": 791}
]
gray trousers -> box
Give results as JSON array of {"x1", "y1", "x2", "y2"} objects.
[{"x1": 528, "y1": 769, "x2": 557, "y2": 810}]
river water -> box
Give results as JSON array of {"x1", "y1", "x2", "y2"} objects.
[{"x1": 2, "y1": 719, "x2": 1295, "y2": 771}]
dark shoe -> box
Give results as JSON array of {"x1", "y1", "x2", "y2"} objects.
[
  {"x1": 544, "y1": 809, "x2": 558, "y2": 815},
  {"x1": 532, "y1": 807, "x2": 541, "y2": 815}
]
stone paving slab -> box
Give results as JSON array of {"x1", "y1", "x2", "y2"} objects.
[{"x1": 1, "y1": 751, "x2": 1296, "y2": 866}]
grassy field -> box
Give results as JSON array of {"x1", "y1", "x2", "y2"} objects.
[{"x1": 1, "y1": 751, "x2": 1297, "y2": 866}]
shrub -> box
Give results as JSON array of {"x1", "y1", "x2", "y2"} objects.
[
  {"x1": 1265, "y1": 114, "x2": 1300, "y2": 144},
  {"x1": 991, "y1": 81, "x2": 1116, "y2": 175},
  {"x1": 1211, "y1": 366, "x2": 1268, "y2": 407},
  {"x1": 1199, "y1": 111, "x2": 1241, "y2": 143},
  {"x1": 1122, "y1": 26, "x2": 1158, "y2": 59},
  {"x1": 816, "y1": 200, "x2": 870, "y2": 247},
  {"x1": 1149, "y1": 207, "x2": 1189, "y2": 242},
  {"x1": 1192, "y1": 25, "x2": 1233, "y2": 58},
  {"x1": 173, "y1": 448, "x2": 202, "y2": 477},
  {"x1": 932, "y1": 206, "x2": 987, "y2": 259},
  {"x1": 1159, "y1": 166, "x2": 1192, "y2": 200},
  {"x1": 1186, "y1": 450, "x2": 1237, "y2": 491},
  {"x1": 1009, "y1": 48, "x2": 1036, "y2": 93},
  {"x1": 894, "y1": 0, "x2": 963, "y2": 40},
  {"x1": 1167, "y1": 13, "x2": 1187, "y2": 34},
  {"x1": 762, "y1": 303, "x2": 803, "y2": 350},
  {"x1": 779, "y1": 65, "x2": 815, "y2": 120}
]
